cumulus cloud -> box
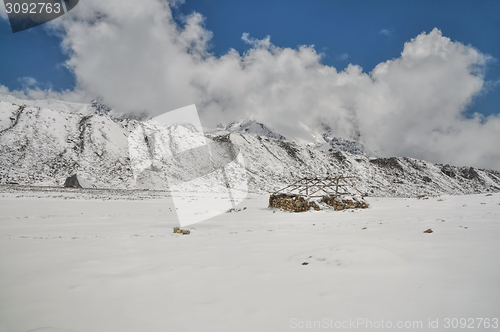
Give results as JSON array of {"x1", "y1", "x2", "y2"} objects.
[{"x1": 3, "y1": 0, "x2": 500, "y2": 170}]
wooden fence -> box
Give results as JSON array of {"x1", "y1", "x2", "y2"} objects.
[{"x1": 272, "y1": 176, "x2": 363, "y2": 197}]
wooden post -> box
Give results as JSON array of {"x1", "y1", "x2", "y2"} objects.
[{"x1": 335, "y1": 177, "x2": 339, "y2": 196}]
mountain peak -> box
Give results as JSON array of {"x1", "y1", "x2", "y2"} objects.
[{"x1": 225, "y1": 119, "x2": 287, "y2": 140}]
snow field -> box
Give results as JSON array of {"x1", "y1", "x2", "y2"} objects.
[{"x1": 0, "y1": 192, "x2": 499, "y2": 332}]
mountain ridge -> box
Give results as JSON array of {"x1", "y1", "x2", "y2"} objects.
[{"x1": 1, "y1": 95, "x2": 499, "y2": 196}]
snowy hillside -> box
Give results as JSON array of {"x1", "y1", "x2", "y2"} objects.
[{"x1": 1, "y1": 95, "x2": 500, "y2": 196}]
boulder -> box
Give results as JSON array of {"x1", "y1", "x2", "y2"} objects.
[{"x1": 63, "y1": 174, "x2": 94, "y2": 189}]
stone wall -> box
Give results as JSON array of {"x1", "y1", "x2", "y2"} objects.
[
  {"x1": 321, "y1": 195, "x2": 369, "y2": 210},
  {"x1": 269, "y1": 194, "x2": 369, "y2": 212},
  {"x1": 268, "y1": 194, "x2": 319, "y2": 212}
]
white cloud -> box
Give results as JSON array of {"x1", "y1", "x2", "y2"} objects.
[
  {"x1": 3, "y1": 0, "x2": 500, "y2": 170},
  {"x1": 379, "y1": 29, "x2": 392, "y2": 36},
  {"x1": 17, "y1": 76, "x2": 38, "y2": 87},
  {"x1": 169, "y1": 0, "x2": 185, "y2": 8},
  {"x1": 337, "y1": 53, "x2": 349, "y2": 61}
]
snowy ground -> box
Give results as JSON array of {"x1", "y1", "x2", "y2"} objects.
[{"x1": 1, "y1": 189, "x2": 499, "y2": 332}]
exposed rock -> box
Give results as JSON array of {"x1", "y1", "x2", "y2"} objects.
[
  {"x1": 173, "y1": 227, "x2": 191, "y2": 235},
  {"x1": 63, "y1": 174, "x2": 94, "y2": 189},
  {"x1": 370, "y1": 157, "x2": 403, "y2": 171},
  {"x1": 441, "y1": 165, "x2": 456, "y2": 178},
  {"x1": 461, "y1": 167, "x2": 480, "y2": 180},
  {"x1": 331, "y1": 151, "x2": 347, "y2": 162},
  {"x1": 278, "y1": 140, "x2": 302, "y2": 162},
  {"x1": 91, "y1": 97, "x2": 112, "y2": 115},
  {"x1": 327, "y1": 137, "x2": 367, "y2": 155}
]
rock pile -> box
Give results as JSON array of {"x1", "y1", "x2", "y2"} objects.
[
  {"x1": 173, "y1": 227, "x2": 190, "y2": 235},
  {"x1": 269, "y1": 194, "x2": 368, "y2": 212},
  {"x1": 268, "y1": 194, "x2": 320, "y2": 212},
  {"x1": 321, "y1": 195, "x2": 369, "y2": 210}
]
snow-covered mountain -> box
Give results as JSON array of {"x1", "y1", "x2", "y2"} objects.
[
  {"x1": 221, "y1": 119, "x2": 371, "y2": 156},
  {"x1": 1, "y1": 95, "x2": 500, "y2": 196},
  {"x1": 223, "y1": 120, "x2": 287, "y2": 141}
]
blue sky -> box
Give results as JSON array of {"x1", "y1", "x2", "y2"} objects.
[
  {"x1": 179, "y1": 0, "x2": 500, "y2": 118},
  {"x1": 1, "y1": 0, "x2": 499, "y2": 117}
]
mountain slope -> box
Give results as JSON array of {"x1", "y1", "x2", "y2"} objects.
[{"x1": 1, "y1": 96, "x2": 499, "y2": 196}]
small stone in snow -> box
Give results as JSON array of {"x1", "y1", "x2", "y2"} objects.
[
  {"x1": 302, "y1": 262, "x2": 309, "y2": 266},
  {"x1": 423, "y1": 229, "x2": 433, "y2": 233}
]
